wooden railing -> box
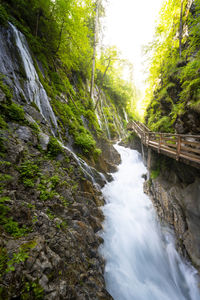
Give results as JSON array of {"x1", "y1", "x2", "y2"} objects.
[{"x1": 127, "y1": 121, "x2": 200, "y2": 166}]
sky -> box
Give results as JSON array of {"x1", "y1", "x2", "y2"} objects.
[{"x1": 103, "y1": 0, "x2": 163, "y2": 90}]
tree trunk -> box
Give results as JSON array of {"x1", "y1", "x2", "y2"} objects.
[
  {"x1": 179, "y1": 0, "x2": 183, "y2": 58},
  {"x1": 90, "y1": 0, "x2": 99, "y2": 99},
  {"x1": 55, "y1": 19, "x2": 65, "y2": 54},
  {"x1": 94, "y1": 58, "x2": 111, "y2": 110}
]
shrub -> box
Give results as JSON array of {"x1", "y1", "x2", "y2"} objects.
[
  {"x1": 3, "y1": 218, "x2": 29, "y2": 237},
  {"x1": 47, "y1": 137, "x2": 63, "y2": 157},
  {"x1": 74, "y1": 132, "x2": 96, "y2": 153},
  {"x1": 19, "y1": 160, "x2": 39, "y2": 188}
]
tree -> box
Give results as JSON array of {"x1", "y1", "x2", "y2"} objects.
[
  {"x1": 179, "y1": 0, "x2": 184, "y2": 58},
  {"x1": 90, "y1": 0, "x2": 100, "y2": 99}
]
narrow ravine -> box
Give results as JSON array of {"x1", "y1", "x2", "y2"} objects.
[{"x1": 100, "y1": 145, "x2": 200, "y2": 300}]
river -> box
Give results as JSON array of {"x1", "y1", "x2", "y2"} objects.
[{"x1": 100, "y1": 144, "x2": 200, "y2": 300}]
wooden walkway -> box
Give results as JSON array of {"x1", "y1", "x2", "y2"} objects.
[{"x1": 127, "y1": 121, "x2": 200, "y2": 166}]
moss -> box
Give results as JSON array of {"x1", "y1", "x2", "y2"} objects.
[
  {"x1": 30, "y1": 101, "x2": 40, "y2": 112},
  {"x1": 18, "y1": 160, "x2": 39, "y2": 188},
  {"x1": 7, "y1": 102, "x2": 25, "y2": 121},
  {"x1": 0, "y1": 4, "x2": 8, "y2": 25},
  {"x1": 47, "y1": 137, "x2": 63, "y2": 158},
  {"x1": 0, "y1": 196, "x2": 31, "y2": 237},
  {"x1": 22, "y1": 281, "x2": 44, "y2": 300},
  {"x1": 29, "y1": 121, "x2": 40, "y2": 133},
  {"x1": 0, "y1": 115, "x2": 7, "y2": 129},
  {"x1": 0, "y1": 77, "x2": 12, "y2": 101},
  {"x1": 84, "y1": 109, "x2": 101, "y2": 131},
  {"x1": 150, "y1": 169, "x2": 160, "y2": 179},
  {"x1": 37, "y1": 174, "x2": 60, "y2": 201},
  {"x1": 74, "y1": 132, "x2": 96, "y2": 154},
  {"x1": 3, "y1": 218, "x2": 30, "y2": 237},
  {"x1": 108, "y1": 122, "x2": 118, "y2": 139},
  {"x1": 148, "y1": 115, "x2": 174, "y2": 133},
  {"x1": 0, "y1": 100, "x2": 26, "y2": 124}
]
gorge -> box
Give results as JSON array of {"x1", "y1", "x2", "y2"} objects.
[{"x1": 0, "y1": 0, "x2": 200, "y2": 299}]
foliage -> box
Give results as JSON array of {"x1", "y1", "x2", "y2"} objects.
[
  {"x1": 37, "y1": 174, "x2": 59, "y2": 201},
  {"x1": 47, "y1": 137, "x2": 63, "y2": 158},
  {"x1": 0, "y1": 4, "x2": 8, "y2": 25},
  {"x1": 96, "y1": 47, "x2": 136, "y2": 116},
  {"x1": 143, "y1": 0, "x2": 200, "y2": 132},
  {"x1": 1, "y1": 0, "x2": 95, "y2": 77},
  {"x1": 6, "y1": 241, "x2": 37, "y2": 273},
  {"x1": 0, "y1": 100, "x2": 26, "y2": 124},
  {"x1": 0, "y1": 196, "x2": 30, "y2": 237},
  {"x1": 22, "y1": 281, "x2": 44, "y2": 299},
  {"x1": 0, "y1": 77, "x2": 13, "y2": 101},
  {"x1": 0, "y1": 115, "x2": 7, "y2": 129},
  {"x1": 19, "y1": 160, "x2": 39, "y2": 188},
  {"x1": 74, "y1": 132, "x2": 96, "y2": 153},
  {"x1": 150, "y1": 168, "x2": 160, "y2": 179}
]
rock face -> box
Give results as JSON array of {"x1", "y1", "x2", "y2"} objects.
[
  {"x1": 174, "y1": 109, "x2": 200, "y2": 134},
  {"x1": 0, "y1": 22, "x2": 123, "y2": 299},
  {"x1": 143, "y1": 150, "x2": 200, "y2": 270},
  {"x1": 0, "y1": 23, "x2": 58, "y2": 132},
  {"x1": 0, "y1": 122, "x2": 113, "y2": 299}
]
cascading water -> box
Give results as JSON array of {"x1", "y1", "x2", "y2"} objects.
[
  {"x1": 123, "y1": 108, "x2": 128, "y2": 123},
  {"x1": 61, "y1": 143, "x2": 107, "y2": 188},
  {"x1": 101, "y1": 144, "x2": 200, "y2": 300},
  {"x1": 0, "y1": 23, "x2": 57, "y2": 132}
]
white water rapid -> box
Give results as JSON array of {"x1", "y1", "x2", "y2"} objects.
[{"x1": 101, "y1": 145, "x2": 200, "y2": 300}]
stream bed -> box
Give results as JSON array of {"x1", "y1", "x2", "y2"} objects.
[{"x1": 100, "y1": 145, "x2": 200, "y2": 300}]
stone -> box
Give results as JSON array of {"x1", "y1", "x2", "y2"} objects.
[
  {"x1": 145, "y1": 154, "x2": 200, "y2": 271},
  {"x1": 15, "y1": 126, "x2": 32, "y2": 142},
  {"x1": 39, "y1": 132, "x2": 50, "y2": 150}
]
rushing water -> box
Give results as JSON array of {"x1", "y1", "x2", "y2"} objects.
[{"x1": 101, "y1": 145, "x2": 200, "y2": 300}]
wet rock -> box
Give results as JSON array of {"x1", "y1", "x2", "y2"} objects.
[
  {"x1": 145, "y1": 152, "x2": 200, "y2": 270},
  {"x1": 39, "y1": 132, "x2": 50, "y2": 150},
  {"x1": 15, "y1": 126, "x2": 33, "y2": 142}
]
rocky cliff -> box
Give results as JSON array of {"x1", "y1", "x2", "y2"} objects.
[
  {"x1": 144, "y1": 150, "x2": 200, "y2": 271},
  {"x1": 0, "y1": 22, "x2": 125, "y2": 299},
  {"x1": 124, "y1": 134, "x2": 200, "y2": 272}
]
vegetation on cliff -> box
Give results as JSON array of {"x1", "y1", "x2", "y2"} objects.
[
  {"x1": 144, "y1": 0, "x2": 200, "y2": 134},
  {"x1": 0, "y1": 0, "x2": 134, "y2": 298}
]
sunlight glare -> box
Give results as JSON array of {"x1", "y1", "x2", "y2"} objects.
[{"x1": 103, "y1": 0, "x2": 163, "y2": 117}]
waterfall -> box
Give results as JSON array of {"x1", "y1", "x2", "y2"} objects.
[
  {"x1": 123, "y1": 108, "x2": 128, "y2": 123},
  {"x1": 91, "y1": 86, "x2": 102, "y2": 129},
  {"x1": 102, "y1": 109, "x2": 111, "y2": 140},
  {"x1": 0, "y1": 23, "x2": 57, "y2": 132},
  {"x1": 61, "y1": 143, "x2": 107, "y2": 188},
  {"x1": 100, "y1": 145, "x2": 200, "y2": 300}
]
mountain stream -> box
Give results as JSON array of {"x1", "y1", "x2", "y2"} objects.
[{"x1": 101, "y1": 144, "x2": 200, "y2": 300}]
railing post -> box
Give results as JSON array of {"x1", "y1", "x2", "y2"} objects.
[
  {"x1": 144, "y1": 132, "x2": 147, "y2": 146},
  {"x1": 147, "y1": 132, "x2": 149, "y2": 147},
  {"x1": 158, "y1": 134, "x2": 162, "y2": 153},
  {"x1": 176, "y1": 136, "x2": 181, "y2": 160}
]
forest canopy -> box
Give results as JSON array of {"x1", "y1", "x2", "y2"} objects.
[{"x1": 0, "y1": 0, "x2": 135, "y2": 118}]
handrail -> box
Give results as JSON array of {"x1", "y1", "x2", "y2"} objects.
[{"x1": 127, "y1": 121, "x2": 200, "y2": 166}]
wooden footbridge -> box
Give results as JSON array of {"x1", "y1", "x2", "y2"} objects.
[{"x1": 127, "y1": 121, "x2": 200, "y2": 167}]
